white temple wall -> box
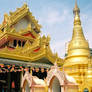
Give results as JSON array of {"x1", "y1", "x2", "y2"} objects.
[{"x1": 14, "y1": 17, "x2": 31, "y2": 32}]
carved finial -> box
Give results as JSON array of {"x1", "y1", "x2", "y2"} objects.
[
  {"x1": 54, "y1": 58, "x2": 58, "y2": 66},
  {"x1": 42, "y1": 35, "x2": 46, "y2": 44},
  {"x1": 3, "y1": 13, "x2": 9, "y2": 25},
  {"x1": 55, "y1": 52, "x2": 58, "y2": 59},
  {"x1": 73, "y1": 0, "x2": 81, "y2": 25},
  {"x1": 73, "y1": 0, "x2": 80, "y2": 14},
  {"x1": 54, "y1": 61, "x2": 57, "y2": 66},
  {"x1": 46, "y1": 35, "x2": 50, "y2": 46}
]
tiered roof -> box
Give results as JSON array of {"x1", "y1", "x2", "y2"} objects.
[{"x1": 0, "y1": 4, "x2": 63, "y2": 67}]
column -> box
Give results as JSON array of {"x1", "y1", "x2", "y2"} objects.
[
  {"x1": 20, "y1": 71, "x2": 23, "y2": 92},
  {"x1": 61, "y1": 85, "x2": 65, "y2": 92},
  {"x1": 7, "y1": 72, "x2": 11, "y2": 92},
  {"x1": 22, "y1": 88, "x2": 25, "y2": 92},
  {"x1": 48, "y1": 87, "x2": 51, "y2": 92},
  {"x1": 30, "y1": 87, "x2": 32, "y2": 92}
]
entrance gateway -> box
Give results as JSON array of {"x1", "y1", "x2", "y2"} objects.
[
  {"x1": 51, "y1": 77, "x2": 61, "y2": 92},
  {"x1": 46, "y1": 63, "x2": 78, "y2": 92}
]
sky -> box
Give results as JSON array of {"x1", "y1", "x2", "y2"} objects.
[{"x1": 0, "y1": 0, "x2": 92, "y2": 58}]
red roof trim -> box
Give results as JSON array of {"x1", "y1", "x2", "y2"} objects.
[
  {"x1": 23, "y1": 32, "x2": 36, "y2": 39},
  {"x1": 33, "y1": 47, "x2": 40, "y2": 52}
]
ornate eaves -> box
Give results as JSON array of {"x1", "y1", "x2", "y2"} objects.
[{"x1": 0, "y1": 35, "x2": 63, "y2": 65}]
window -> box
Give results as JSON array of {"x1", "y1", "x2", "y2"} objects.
[
  {"x1": 22, "y1": 41, "x2": 25, "y2": 47},
  {"x1": 13, "y1": 40, "x2": 17, "y2": 47},
  {"x1": 18, "y1": 40, "x2": 21, "y2": 47}
]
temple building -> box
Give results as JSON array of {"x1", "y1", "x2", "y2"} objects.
[
  {"x1": 0, "y1": 0, "x2": 92, "y2": 92},
  {"x1": 0, "y1": 3, "x2": 63, "y2": 92}
]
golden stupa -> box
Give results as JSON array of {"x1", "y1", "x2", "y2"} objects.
[{"x1": 64, "y1": 0, "x2": 92, "y2": 92}]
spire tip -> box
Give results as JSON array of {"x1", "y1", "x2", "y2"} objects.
[{"x1": 73, "y1": 0, "x2": 80, "y2": 15}]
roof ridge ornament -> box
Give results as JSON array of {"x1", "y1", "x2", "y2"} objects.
[
  {"x1": 73, "y1": 0, "x2": 81, "y2": 25},
  {"x1": 73, "y1": 0, "x2": 80, "y2": 15}
]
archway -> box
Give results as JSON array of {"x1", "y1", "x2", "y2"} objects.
[
  {"x1": 51, "y1": 77, "x2": 61, "y2": 92},
  {"x1": 84, "y1": 88, "x2": 89, "y2": 92},
  {"x1": 21, "y1": 72, "x2": 32, "y2": 92}
]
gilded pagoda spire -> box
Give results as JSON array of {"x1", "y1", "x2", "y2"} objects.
[
  {"x1": 73, "y1": 0, "x2": 81, "y2": 25},
  {"x1": 72, "y1": 0, "x2": 85, "y2": 41},
  {"x1": 67, "y1": 0, "x2": 90, "y2": 57},
  {"x1": 64, "y1": 0, "x2": 90, "y2": 67},
  {"x1": 64, "y1": 0, "x2": 90, "y2": 84}
]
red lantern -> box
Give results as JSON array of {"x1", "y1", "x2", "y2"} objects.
[{"x1": 11, "y1": 81, "x2": 15, "y2": 88}]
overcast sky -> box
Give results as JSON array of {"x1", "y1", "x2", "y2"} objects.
[{"x1": 0, "y1": 0, "x2": 92, "y2": 58}]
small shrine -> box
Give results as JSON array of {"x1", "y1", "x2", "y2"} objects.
[
  {"x1": 46, "y1": 63, "x2": 78, "y2": 92},
  {"x1": 21, "y1": 72, "x2": 47, "y2": 92}
]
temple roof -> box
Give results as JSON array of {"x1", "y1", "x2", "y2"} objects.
[
  {"x1": 0, "y1": 4, "x2": 63, "y2": 67},
  {"x1": 0, "y1": 35, "x2": 63, "y2": 65},
  {"x1": 0, "y1": 4, "x2": 41, "y2": 33}
]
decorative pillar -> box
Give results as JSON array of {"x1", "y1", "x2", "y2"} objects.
[
  {"x1": 22, "y1": 88, "x2": 25, "y2": 92},
  {"x1": 7, "y1": 72, "x2": 11, "y2": 92},
  {"x1": 61, "y1": 85, "x2": 64, "y2": 92},
  {"x1": 48, "y1": 87, "x2": 50, "y2": 92},
  {"x1": 48, "y1": 86, "x2": 52, "y2": 92},
  {"x1": 20, "y1": 71, "x2": 23, "y2": 92},
  {"x1": 30, "y1": 87, "x2": 32, "y2": 92}
]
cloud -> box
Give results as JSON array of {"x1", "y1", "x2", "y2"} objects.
[
  {"x1": 38, "y1": 8, "x2": 70, "y2": 26},
  {"x1": 50, "y1": 38, "x2": 69, "y2": 58},
  {"x1": 44, "y1": 9, "x2": 68, "y2": 25},
  {"x1": 37, "y1": 7, "x2": 72, "y2": 57}
]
